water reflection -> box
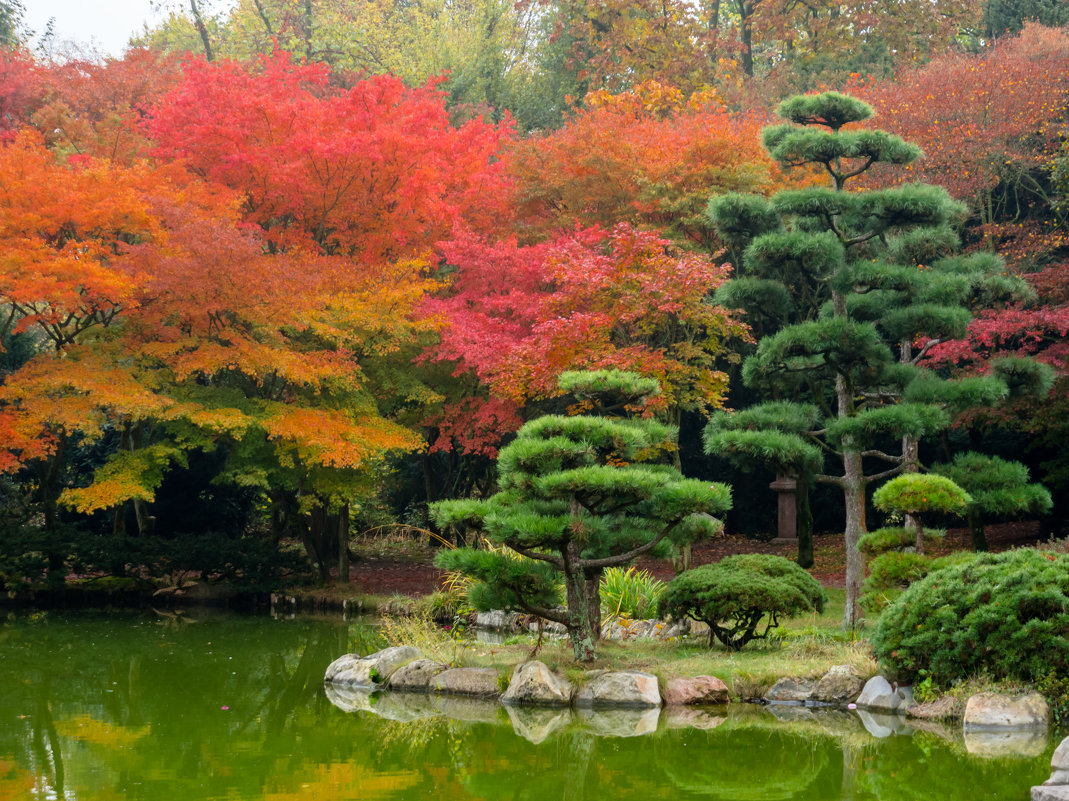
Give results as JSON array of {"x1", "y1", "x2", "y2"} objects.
[{"x1": 0, "y1": 610, "x2": 1059, "y2": 801}]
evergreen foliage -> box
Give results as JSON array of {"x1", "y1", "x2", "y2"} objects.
[
  {"x1": 702, "y1": 91, "x2": 1035, "y2": 625},
  {"x1": 932, "y1": 452, "x2": 1053, "y2": 550},
  {"x1": 659, "y1": 554, "x2": 825, "y2": 650},
  {"x1": 430, "y1": 370, "x2": 731, "y2": 661},
  {"x1": 872, "y1": 549, "x2": 1069, "y2": 684}
]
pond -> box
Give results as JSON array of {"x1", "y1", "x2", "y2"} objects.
[{"x1": 0, "y1": 609, "x2": 1056, "y2": 800}]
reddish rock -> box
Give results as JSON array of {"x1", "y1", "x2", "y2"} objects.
[{"x1": 664, "y1": 676, "x2": 730, "y2": 706}]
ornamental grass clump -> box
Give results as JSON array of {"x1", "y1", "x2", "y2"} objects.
[
  {"x1": 659, "y1": 554, "x2": 825, "y2": 650},
  {"x1": 872, "y1": 548, "x2": 1069, "y2": 685},
  {"x1": 600, "y1": 566, "x2": 666, "y2": 620}
]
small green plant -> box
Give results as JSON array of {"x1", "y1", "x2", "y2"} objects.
[
  {"x1": 659, "y1": 554, "x2": 825, "y2": 650},
  {"x1": 600, "y1": 566, "x2": 667, "y2": 620},
  {"x1": 872, "y1": 548, "x2": 1069, "y2": 685},
  {"x1": 873, "y1": 473, "x2": 971, "y2": 553}
]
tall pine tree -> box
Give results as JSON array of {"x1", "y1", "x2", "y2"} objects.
[{"x1": 704, "y1": 92, "x2": 1030, "y2": 627}]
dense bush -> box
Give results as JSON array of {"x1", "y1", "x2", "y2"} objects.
[
  {"x1": 860, "y1": 550, "x2": 974, "y2": 614},
  {"x1": 857, "y1": 526, "x2": 944, "y2": 556},
  {"x1": 872, "y1": 549, "x2": 1069, "y2": 684},
  {"x1": 659, "y1": 554, "x2": 825, "y2": 650}
]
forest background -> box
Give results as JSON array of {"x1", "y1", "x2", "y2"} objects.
[{"x1": 1, "y1": 0, "x2": 1068, "y2": 602}]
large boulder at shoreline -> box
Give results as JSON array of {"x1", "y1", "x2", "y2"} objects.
[
  {"x1": 501, "y1": 661, "x2": 574, "y2": 706},
  {"x1": 664, "y1": 676, "x2": 730, "y2": 706},
  {"x1": 388, "y1": 659, "x2": 449, "y2": 691},
  {"x1": 576, "y1": 706, "x2": 660, "y2": 737},
  {"x1": 1034, "y1": 789, "x2": 1069, "y2": 801},
  {"x1": 813, "y1": 665, "x2": 866, "y2": 703},
  {"x1": 765, "y1": 677, "x2": 817, "y2": 703},
  {"x1": 506, "y1": 705, "x2": 572, "y2": 744},
  {"x1": 575, "y1": 671, "x2": 661, "y2": 708},
  {"x1": 964, "y1": 692, "x2": 1049, "y2": 730},
  {"x1": 324, "y1": 646, "x2": 421, "y2": 687},
  {"x1": 856, "y1": 675, "x2": 913, "y2": 712},
  {"x1": 432, "y1": 667, "x2": 501, "y2": 697}
]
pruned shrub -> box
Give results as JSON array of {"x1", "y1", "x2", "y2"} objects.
[
  {"x1": 659, "y1": 554, "x2": 825, "y2": 650},
  {"x1": 872, "y1": 548, "x2": 1069, "y2": 684},
  {"x1": 860, "y1": 550, "x2": 974, "y2": 613},
  {"x1": 857, "y1": 526, "x2": 944, "y2": 556},
  {"x1": 873, "y1": 473, "x2": 970, "y2": 553}
]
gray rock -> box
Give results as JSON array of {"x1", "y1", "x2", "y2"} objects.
[
  {"x1": 765, "y1": 677, "x2": 817, "y2": 703},
  {"x1": 663, "y1": 676, "x2": 730, "y2": 706},
  {"x1": 372, "y1": 692, "x2": 440, "y2": 723},
  {"x1": 964, "y1": 692, "x2": 1049, "y2": 730},
  {"x1": 856, "y1": 709, "x2": 913, "y2": 738},
  {"x1": 432, "y1": 695, "x2": 504, "y2": 723},
  {"x1": 501, "y1": 661, "x2": 574, "y2": 707},
  {"x1": 1052, "y1": 736, "x2": 1069, "y2": 770},
  {"x1": 855, "y1": 675, "x2": 913, "y2": 712},
  {"x1": 506, "y1": 705, "x2": 572, "y2": 744},
  {"x1": 527, "y1": 619, "x2": 568, "y2": 636},
  {"x1": 1045, "y1": 770, "x2": 1069, "y2": 786},
  {"x1": 388, "y1": 659, "x2": 448, "y2": 691},
  {"x1": 433, "y1": 667, "x2": 502, "y2": 697},
  {"x1": 475, "y1": 610, "x2": 523, "y2": 631},
  {"x1": 767, "y1": 705, "x2": 817, "y2": 723},
  {"x1": 664, "y1": 707, "x2": 726, "y2": 730},
  {"x1": 813, "y1": 665, "x2": 866, "y2": 703},
  {"x1": 577, "y1": 706, "x2": 660, "y2": 737},
  {"x1": 575, "y1": 671, "x2": 661, "y2": 708},
  {"x1": 965, "y1": 728, "x2": 1048, "y2": 758},
  {"x1": 324, "y1": 645, "x2": 422, "y2": 687},
  {"x1": 1034, "y1": 788, "x2": 1069, "y2": 801},
  {"x1": 323, "y1": 683, "x2": 376, "y2": 713}
]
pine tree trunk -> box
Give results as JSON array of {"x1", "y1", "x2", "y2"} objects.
[
  {"x1": 841, "y1": 449, "x2": 866, "y2": 630},
  {"x1": 968, "y1": 509, "x2": 988, "y2": 551},
  {"x1": 797, "y1": 479, "x2": 814, "y2": 569},
  {"x1": 564, "y1": 543, "x2": 597, "y2": 662}
]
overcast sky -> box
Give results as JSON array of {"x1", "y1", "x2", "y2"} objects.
[{"x1": 23, "y1": 0, "x2": 233, "y2": 58}]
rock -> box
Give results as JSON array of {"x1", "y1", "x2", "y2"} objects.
[
  {"x1": 324, "y1": 645, "x2": 422, "y2": 687},
  {"x1": 372, "y1": 692, "x2": 440, "y2": 723},
  {"x1": 432, "y1": 695, "x2": 504, "y2": 723},
  {"x1": 575, "y1": 671, "x2": 661, "y2": 708},
  {"x1": 501, "y1": 661, "x2": 574, "y2": 707},
  {"x1": 432, "y1": 667, "x2": 502, "y2": 698},
  {"x1": 527, "y1": 619, "x2": 568, "y2": 636},
  {"x1": 856, "y1": 709, "x2": 913, "y2": 738},
  {"x1": 1052, "y1": 735, "x2": 1069, "y2": 770},
  {"x1": 1045, "y1": 771, "x2": 1069, "y2": 787},
  {"x1": 963, "y1": 692, "x2": 1049, "y2": 730},
  {"x1": 767, "y1": 705, "x2": 816, "y2": 723},
  {"x1": 475, "y1": 610, "x2": 523, "y2": 631},
  {"x1": 906, "y1": 696, "x2": 956, "y2": 721},
  {"x1": 965, "y1": 728, "x2": 1048, "y2": 758},
  {"x1": 506, "y1": 705, "x2": 572, "y2": 744},
  {"x1": 813, "y1": 665, "x2": 866, "y2": 703},
  {"x1": 855, "y1": 675, "x2": 913, "y2": 713},
  {"x1": 323, "y1": 683, "x2": 376, "y2": 713},
  {"x1": 577, "y1": 706, "x2": 660, "y2": 737},
  {"x1": 388, "y1": 659, "x2": 448, "y2": 691},
  {"x1": 664, "y1": 707, "x2": 726, "y2": 730},
  {"x1": 765, "y1": 677, "x2": 817, "y2": 703},
  {"x1": 663, "y1": 676, "x2": 730, "y2": 706},
  {"x1": 1034, "y1": 788, "x2": 1069, "y2": 801}
]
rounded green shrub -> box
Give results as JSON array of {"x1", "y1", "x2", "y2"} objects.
[
  {"x1": 871, "y1": 549, "x2": 1069, "y2": 684},
  {"x1": 659, "y1": 554, "x2": 825, "y2": 650}
]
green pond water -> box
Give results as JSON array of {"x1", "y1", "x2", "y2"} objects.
[{"x1": 0, "y1": 609, "x2": 1057, "y2": 800}]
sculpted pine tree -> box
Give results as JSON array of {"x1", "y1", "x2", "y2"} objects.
[
  {"x1": 430, "y1": 370, "x2": 731, "y2": 662},
  {"x1": 704, "y1": 92, "x2": 1032, "y2": 627}
]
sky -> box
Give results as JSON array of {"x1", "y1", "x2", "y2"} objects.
[{"x1": 22, "y1": 0, "x2": 232, "y2": 58}]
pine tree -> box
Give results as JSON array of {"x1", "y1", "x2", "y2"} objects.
[
  {"x1": 703, "y1": 92, "x2": 1032, "y2": 627},
  {"x1": 430, "y1": 370, "x2": 731, "y2": 662}
]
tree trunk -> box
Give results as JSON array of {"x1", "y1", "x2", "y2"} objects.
[
  {"x1": 797, "y1": 479, "x2": 814, "y2": 569},
  {"x1": 913, "y1": 516, "x2": 925, "y2": 553},
  {"x1": 841, "y1": 449, "x2": 866, "y2": 630},
  {"x1": 967, "y1": 508, "x2": 988, "y2": 551},
  {"x1": 738, "y1": 0, "x2": 754, "y2": 76},
  {"x1": 189, "y1": 0, "x2": 214, "y2": 61},
  {"x1": 337, "y1": 505, "x2": 350, "y2": 585},
  {"x1": 584, "y1": 570, "x2": 602, "y2": 641},
  {"x1": 564, "y1": 543, "x2": 597, "y2": 662}
]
